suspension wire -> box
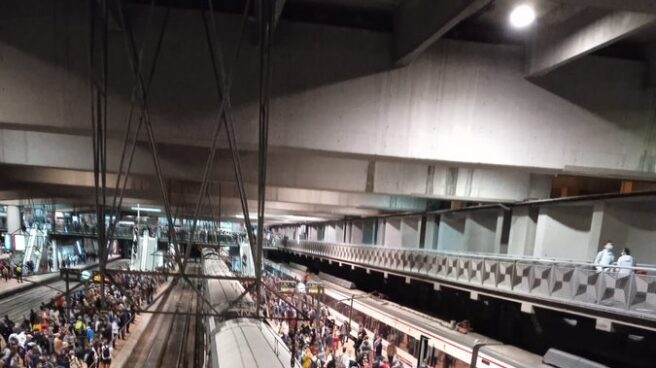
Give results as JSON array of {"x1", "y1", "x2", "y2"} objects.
[
  {"x1": 88, "y1": 0, "x2": 110, "y2": 308},
  {"x1": 254, "y1": 0, "x2": 275, "y2": 319},
  {"x1": 117, "y1": 4, "x2": 224, "y2": 308},
  {"x1": 106, "y1": 2, "x2": 171, "y2": 246},
  {"x1": 181, "y1": 0, "x2": 253, "y2": 274},
  {"x1": 117, "y1": 5, "x2": 185, "y2": 272},
  {"x1": 106, "y1": 0, "x2": 158, "y2": 240},
  {"x1": 202, "y1": 0, "x2": 257, "y2": 265}
]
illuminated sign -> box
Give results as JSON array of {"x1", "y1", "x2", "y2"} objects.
[
  {"x1": 81, "y1": 271, "x2": 91, "y2": 281},
  {"x1": 278, "y1": 281, "x2": 296, "y2": 294},
  {"x1": 307, "y1": 282, "x2": 322, "y2": 295}
]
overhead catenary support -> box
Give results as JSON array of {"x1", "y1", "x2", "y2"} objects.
[
  {"x1": 181, "y1": 0, "x2": 253, "y2": 274},
  {"x1": 393, "y1": 0, "x2": 491, "y2": 66},
  {"x1": 106, "y1": 2, "x2": 170, "y2": 245},
  {"x1": 118, "y1": 4, "x2": 184, "y2": 270},
  {"x1": 89, "y1": 0, "x2": 110, "y2": 308},
  {"x1": 527, "y1": 9, "x2": 656, "y2": 77},
  {"x1": 202, "y1": 4, "x2": 257, "y2": 255},
  {"x1": 255, "y1": 0, "x2": 275, "y2": 318}
]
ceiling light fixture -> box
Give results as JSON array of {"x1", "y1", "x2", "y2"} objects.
[
  {"x1": 130, "y1": 206, "x2": 161, "y2": 213},
  {"x1": 509, "y1": 4, "x2": 536, "y2": 29}
]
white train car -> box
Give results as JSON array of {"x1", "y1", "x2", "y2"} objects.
[
  {"x1": 203, "y1": 251, "x2": 301, "y2": 368},
  {"x1": 266, "y1": 260, "x2": 551, "y2": 368}
]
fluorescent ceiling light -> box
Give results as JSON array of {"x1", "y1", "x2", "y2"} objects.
[
  {"x1": 131, "y1": 207, "x2": 161, "y2": 213},
  {"x1": 509, "y1": 4, "x2": 535, "y2": 29}
]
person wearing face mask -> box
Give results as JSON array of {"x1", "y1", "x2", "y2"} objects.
[
  {"x1": 616, "y1": 248, "x2": 636, "y2": 276},
  {"x1": 594, "y1": 241, "x2": 615, "y2": 272}
]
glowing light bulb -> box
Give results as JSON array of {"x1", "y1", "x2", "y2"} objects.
[{"x1": 509, "y1": 4, "x2": 536, "y2": 29}]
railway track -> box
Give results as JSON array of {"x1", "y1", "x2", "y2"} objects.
[
  {"x1": 126, "y1": 265, "x2": 202, "y2": 368},
  {"x1": 0, "y1": 260, "x2": 129, "y2": 322}
]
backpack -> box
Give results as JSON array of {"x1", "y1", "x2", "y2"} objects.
[
  {"x1": 84, "y1": 349, "x2": 96, "y2": 365},
  {"x1": 102, "y1": 346, "x2": 111, "y2": 360}
]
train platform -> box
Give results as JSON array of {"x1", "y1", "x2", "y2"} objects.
[
  {"x1": 111, "y1": 279, "x2": 173, "y2": 368},
  {"x1": 267, "y1": 259, "x2": 549, "y2": 368},
  {"x1": 0, "y1": 255, "x2": 122, "y2": 298}
]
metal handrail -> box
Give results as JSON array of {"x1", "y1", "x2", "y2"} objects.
[
  {"x1": 278, "y1": 240, "x2": 656, "y2": 323},
  {"x1": 281, "y1": 240, "x2": 656, "y2": 273}
]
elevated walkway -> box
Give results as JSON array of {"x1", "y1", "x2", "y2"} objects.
[{"x1": 274, "y1": 240, "x2": 656, "y2": 331}]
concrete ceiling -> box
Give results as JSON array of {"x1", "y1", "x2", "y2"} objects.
[{"x1": 2, "y1": 0, "x2": 656, "y2": 225}]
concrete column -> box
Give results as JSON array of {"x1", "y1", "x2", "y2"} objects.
[
  {"x1": 494, "y1": 211, "x2": 505, "y2": 253},
  {"x1": 587, "y1": 202, "x2": 606, "y2": 260},
  {"x1": 507, "y1": 207, "x2": 538, "y2": 256},
  {"x1": 335, "y1": 223, "x2": 345, "y2": 243},
  {"x1": 424, "y1": 215, "x2": 440, "y2": 250},
  {"x1": 7, "y1": 205, "x2": 21, "y2": 234},
  {"x1": 324, "y1": 224, "x2": 336, "y2": 242},
  {"x1": 401, "y1": 216, "x2": 421, "y2": 248},
  {"x1": 308, "y1": 226, "x2": 318, "y2": 241},
  {"x1": 375, "y1": 218, "x2": 385, "y2": 246},
  {"x1": 437, "y1": 213, "x2": 466, "y2": 251},
  {"x1": 383, "y1": 217, "x2": 402, "y2": 247},
  {"x1": 351, "y1": 221, "x2": 364, "y2": 244}
]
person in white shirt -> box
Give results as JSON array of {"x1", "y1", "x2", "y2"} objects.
[
  {"x1": 616, "y1": 248, "x2": 636, "y2": 276},
  {"x1": 594, "y1": 242, "x2": 615, "y2": 271},
  {"x1": 340, "y1": 347, "x2": 351, "y2": 368}
]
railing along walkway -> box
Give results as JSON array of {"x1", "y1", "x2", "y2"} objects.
[{"x1": 277, "y1": 240, "x2": 656, "y2": 324}]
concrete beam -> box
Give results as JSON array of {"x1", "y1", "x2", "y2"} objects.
[
  {"x1": 0, "y1": 165, "x2": 412, "y2": 215},
  {"x1": 394, "y1": 0, "x2": 491, "y2": 66},
  {"x1": 528, "y1": 9, "x2": 656, "y2": 77}
]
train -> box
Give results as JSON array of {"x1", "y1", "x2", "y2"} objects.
[
  {"x1": 202, "y1": 249, "x2": 301, "y2": 368},
  {"x1": 265, "y1": 260, "x2": 609, "y2": 368}
]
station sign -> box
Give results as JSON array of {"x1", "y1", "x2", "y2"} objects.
[
  {"x1": 278, "y1": 280, "x2": 296, "y2": 294},
  {"x1": 91, "y1": 271, "x2": 110, "y2": 284},
  {"x1": 307, "y1": 282, "x2": 322, "y2": 295}
]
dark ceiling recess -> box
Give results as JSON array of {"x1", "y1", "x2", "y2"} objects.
[
  {"x1": 127, "y1": 0, "x2": 394, "y2": 32},
  {"x1": 128, "y1": 0, "x2": 248, "y2": 14},
  {"x1": 281, "y1": 1, "x2": 394, "y2": 32}
]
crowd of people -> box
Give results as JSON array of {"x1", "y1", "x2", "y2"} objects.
[
  {"x1": 0, "y1": 273, "x2": 160, "y2": 368},
  {"x1": 262, "y1": 275, "x2": 401, "y2": 368},
  {"x1": 0, "y1": 261, "x2": 24, "y2": 284}
]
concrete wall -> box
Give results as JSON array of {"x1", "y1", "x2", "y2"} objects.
[
  {"x1": 362, "y1": 219, "x2": 376, "y2": 245},
  {"x1": 1, "y1": 0, "x2": 656, "y2": 184},
  {"x1": 351, "y1": 221, "x2": 364, "y2": 244},
  {"x1": 599, "y1": 201, "x2": 656, "y2": 265},
  {"x1": 534, "y1": 205, "x2": 595, "y2": 261},
  {"x1": 401, "y1": 216, "x2": 421, "y2": 248},
  {"x1": 463, "y1": 210, "x2": 500, "y2": 253},
  {"x1": 424, "y1": 215, "x2": 440, "y2": 250},
  {"x1": 384, "y1": 218, "x2": 402, "y2": 247},
  {"x1": 437, "y1": 213, "x2": 466, "y2": 251}
]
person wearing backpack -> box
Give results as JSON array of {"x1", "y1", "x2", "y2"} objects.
[
  {"x1": 100, "y1": 341, "x2": 112, "y2": 368},
  {"x1": 84, "y1": 345, "x2": 98, "y2": 368}
]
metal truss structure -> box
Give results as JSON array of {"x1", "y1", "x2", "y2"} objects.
[{"x1": 82, "y1": 0, "x2": 282, "y2": 324}]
